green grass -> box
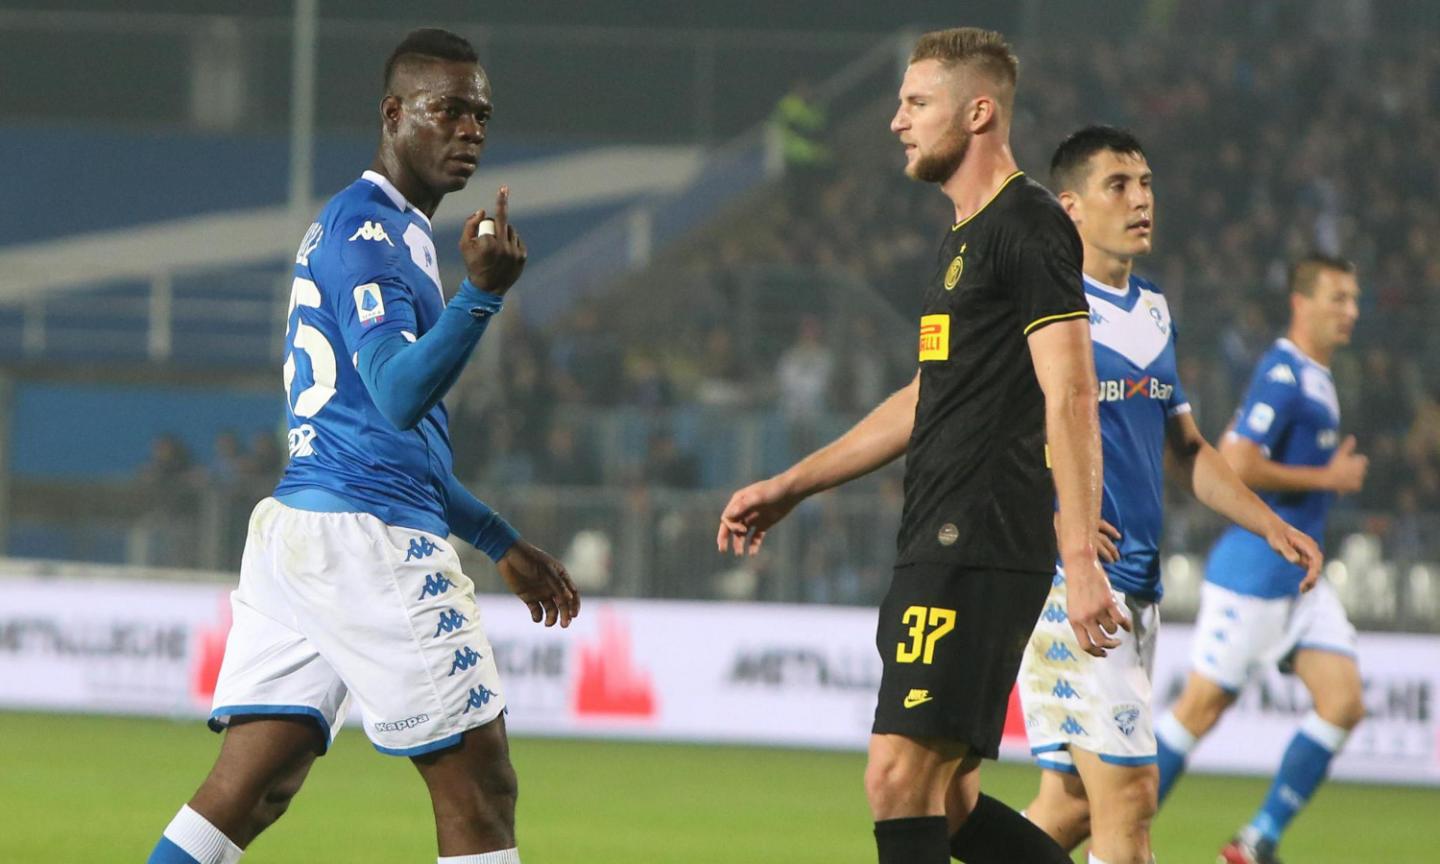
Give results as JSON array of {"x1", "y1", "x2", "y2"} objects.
[{"x1": 2, "y1": 711, "x2": 1434, "y2": 862}]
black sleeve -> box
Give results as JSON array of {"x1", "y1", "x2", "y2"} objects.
[{"x1": 1008, "y1": 199, "x2": 1088, "y2": 336}]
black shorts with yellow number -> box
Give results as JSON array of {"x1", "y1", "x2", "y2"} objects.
[{"x1": 873, "y1": 562, "x2": 1053, "y2": 759}]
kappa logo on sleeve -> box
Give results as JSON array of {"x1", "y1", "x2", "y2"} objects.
[
  {"x1": 348, "y1": 220, "x2": 394, "y2": 246},
  {"x1": 354, "y1": 283, "x2": 386, "y2": 325}
]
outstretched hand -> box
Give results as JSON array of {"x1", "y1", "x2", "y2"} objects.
[
  {"x1": 716, "y1": 476, "x2": 802, "y2": 556},
  {"x1": 497, "y1": 539, "x2": 580, "y2": 627},
  {"x1": 460, "y1": 186, "x2": 528, "y2": 296}
]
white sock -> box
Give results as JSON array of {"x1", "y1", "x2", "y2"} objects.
[
  {"x1": 1299, "y1": 710, "x2": 1350, "y2": 752},
  {"x1": 1156, "y1": 710, "x2": 1198, "y2": 754},
  {"x1": 163, "y1": 805, "x2": 243, "y2": 864},
  {"x1": 438, "y1": 851, "x2": 520, "y2": 864}
]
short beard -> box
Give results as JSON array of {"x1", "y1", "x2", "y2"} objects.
[{"x1": 911, "y1": 126, "x2": 971, "y2": 184}]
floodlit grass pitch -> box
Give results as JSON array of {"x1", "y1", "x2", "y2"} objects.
[{"x1": 1, "y1": 712, "x2": 1433, "y2": 862}]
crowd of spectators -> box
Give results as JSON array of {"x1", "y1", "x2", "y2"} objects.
[{"x1": 440, "y1": 13, "x2": 1440, "y2": 596}]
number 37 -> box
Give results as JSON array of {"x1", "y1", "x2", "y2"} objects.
[{"x1": 896, "y1": 605, "x2": 956, "y2": 664}]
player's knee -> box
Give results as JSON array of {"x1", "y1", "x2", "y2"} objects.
[
  {"x1": 1117, "y1": 770, "x2": 1158, "y2": 823},
  {"x1": 863, "y1": 755, "x2": 924, "y2": 814},
  {"x1": 251, "y1": 780, "x2": 301, "y2": 833},
  {"x1": 1318, "y1": 693, "x2": 1366, "y2": 730}
]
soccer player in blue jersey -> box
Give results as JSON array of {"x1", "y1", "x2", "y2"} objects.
[
  {"x1": 1154, "y1": 255, "x2": 1367, "y2": 864},
  {"x1": 147, "y1": 29, "x2": 579, "y2": 864},
  {"x1": 1015, "y1": 127, "x2": 1322, "y2": 864}
]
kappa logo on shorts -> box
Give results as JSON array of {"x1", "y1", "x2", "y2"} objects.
[
  {"x1": 463, "y1": 685, "x2": 497, "y2": 713},
  {"x1": 1113, "y1": 704, "x2": 1141, "y2": 737},
  {"x1": 1051, "y1": 678, "x2": 1080, "y2": 699},
  {"x1": 903, "y1": 688, "x2": 934, "y2": 708},
  {"x1": 449, "y1": 646, "x2": 483, "y2": 676},
  {"x1": 418, "y1": 572, "x2": 455, "y2": 600},
  {"x1": 406, "y1": 537, "x2": 438, "y2": 561},
  {"x1": 1045, "y1": 641, "x2": 1077, "y2": 662},
  {"x1": 1060, "y1": 715, "x2": 1087, "y2": 736},
  {"x1": 373, "y1": 713, "x2": 430, "y2": 733},
  {"x1": 434, "y1": 608, "x2": 467, "y2": 636},
  {"x1": 1042, "y1": 602, "x2": 1068, "y2": 624}
]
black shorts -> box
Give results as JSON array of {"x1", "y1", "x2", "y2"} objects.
[{"x1": 872, "y1": 562, "x2": 1053, "y2": 759}]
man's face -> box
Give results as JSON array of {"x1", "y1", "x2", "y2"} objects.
[
  {"x1": 388, "y1": 60, "x2": 492, "y2": 194},
  {"x1": 1064, "y1": 149, "x2": 1154, "y2": 259},
  {"x1": 891, "y1": 60, "x2": 971, "y2": 183},
  {"x1": 1298, "y1": 269, "x2": 1361, "y2": 350}
]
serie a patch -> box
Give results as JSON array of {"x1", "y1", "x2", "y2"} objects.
[
  {"x1": 919, "y1": 314, "x2": 949, "y2": 361},
  {"x1": 354, "y1": 282, "x2": 386, "y2": 326}
]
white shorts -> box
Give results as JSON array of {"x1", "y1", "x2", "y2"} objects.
[
  {"x1": 1018, "y1": 569, "x2": 1159, "y2": 772},
  {"x1": 1191, "y1": 579, "x2": 1358, "y2": 692},
  {"x1": 210, "y1": 498, "x2": 505, "y2": 756}
]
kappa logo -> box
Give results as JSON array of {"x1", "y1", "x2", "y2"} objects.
[
  {"x1": 348, "y1": 220, "x2": 394, "y2": 245},
  {"x1": 417, "y1": 572, "x2": 455, "y2": 600},
  {"x1": 463, "y1": 685, "x2": 497, "y2": 713},
  {"x1": 903, "y1": 688, "x2": 934, "y2": 708},
  {"x1": 1267, "y1": 363, "x2": 1296, "y2": 385},
  {"x1": 1060, "y1": 715, "x2": 1087, "y2": 736},
  {"x1": 434, "y1": 608, "x2": 467, "y2": 636},
  {"x1": 406, "y1": 537, "x2": 438, "y2": 561},
  {"x1": 1045, "y1": 641, "x2": 1077, "y2": 662},
  {"x1": 449, "y1": 646, "x2": 484, "y2": 676},
  {"x1": 1051, "y1": 678, "x2": 1080, "y2": 699},
  {"x1": 1113, "y1": 704, "x2": 1141, "y2": 737},
  {"x1": 1041, "y1": 602, "x2": 1068, "y2": 624}
]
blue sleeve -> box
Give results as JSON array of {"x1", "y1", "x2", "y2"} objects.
[
  {"x1": 1231, "y1": 357, "x2": 1299, "y2": 454},
  {"x1": 442, "y1": 472, "x2": 520, "y2": 561},
  {"x1": 356, "y1": 280, "x2": 503, "y2": 430},
  {"x1": 331, "y1": 212, "x2": 423, "y2": 355}
]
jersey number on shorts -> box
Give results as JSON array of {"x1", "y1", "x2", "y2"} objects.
[
  {"x1": 283, "y1": 277, "x2": 338, "y2": 418},
  {"x1": 896, "y1": 605, "x2": 956, "y2": 664}
]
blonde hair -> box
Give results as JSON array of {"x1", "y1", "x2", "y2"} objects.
[{"x1": 909, "y1": 27, "x2": 1018, "y2": 110}]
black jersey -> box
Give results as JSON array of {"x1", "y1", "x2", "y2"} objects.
[{"x1": 897, "y1": 172, "x2": 1088, "y2": 573}]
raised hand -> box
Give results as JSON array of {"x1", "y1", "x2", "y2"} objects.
[{"x1": 460, "y1": 186, "x2": 528, "y2": 296}]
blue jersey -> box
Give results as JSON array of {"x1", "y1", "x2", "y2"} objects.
[
  {"x1": 1206, "y1": 339, "x2": 1340, "y2": 598},
  {"x1": 274, "y1": 171, "x2": 456, "y2": 537},
  {"x1": 1080, "y1": 274, "x2": 1189, "y2": 602}
]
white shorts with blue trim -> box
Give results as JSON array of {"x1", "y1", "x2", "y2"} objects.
[
  {"x1": 210, "y1": 498, "x2": 505, "y2": 756},
  {"x1": 1018, "y1": 568, "x2": 1159, "y2": 773},
  {"x1": 1190, "y1": 578, "x2": 1357, "y2": 692}
]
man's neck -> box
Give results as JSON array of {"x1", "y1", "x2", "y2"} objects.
[
  {"x1": 1287, "y1": 327, "x2": 1333, "y2": 367},
  {"x1": 1083, "y1": 247, "x2": 1132, "y2": 291},
  {"x1": 370, "y1": 154, "x2": 440, "y2": 219},
  {"x1": 940, "y1": 138, "x2": 1019, "y2": 224}
]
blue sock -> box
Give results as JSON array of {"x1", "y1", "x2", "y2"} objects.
[
  {"x1": 1155, "y1": 709, "x2": 1197, "y2": 804},
  {"x1": 148, "y1": 806, "x2": 242, "y2": 864},
  {"x1": 148, "y1": 838, "x2": 201, "y2": 864},
  {"x1": 1249, "y1": 711, "x2": 1348, "y2": 842}
]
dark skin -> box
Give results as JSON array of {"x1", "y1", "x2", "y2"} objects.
[{"x1": 183, "y1": 55, "x2": 578, "y2": 858}]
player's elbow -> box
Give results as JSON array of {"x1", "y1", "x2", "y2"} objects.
[{"x1": 374, "y1": 398, "x2": 426, "y2": 432}]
